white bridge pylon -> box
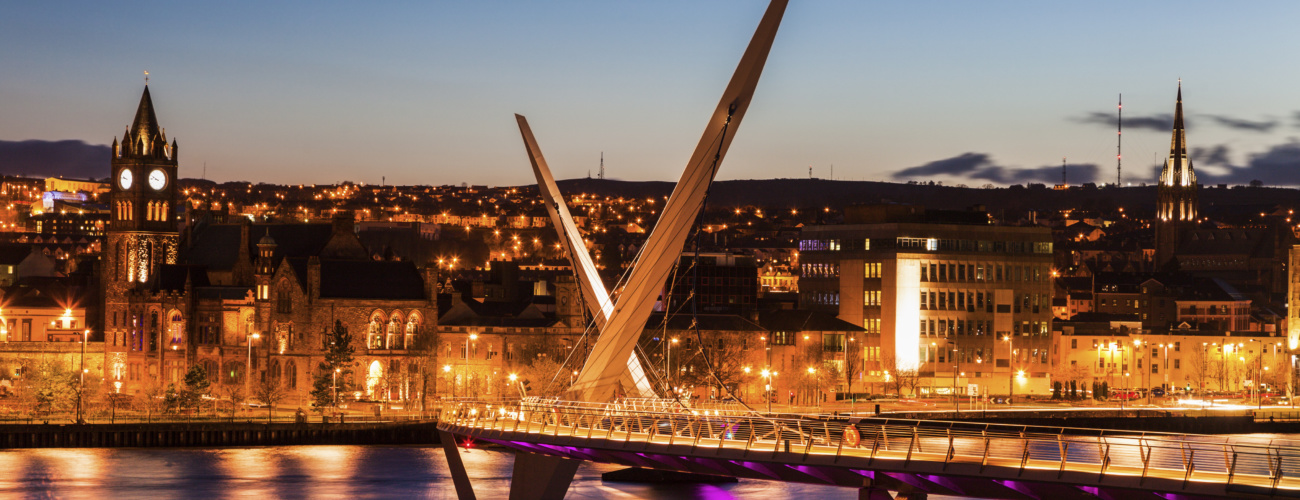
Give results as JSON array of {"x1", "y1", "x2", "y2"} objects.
[
  {"x1": 515, "y1": 114, "x2": 657, "y2": 399},
  {"x1": 564, "y1": 0, "x2": 788, "y2": 403}
]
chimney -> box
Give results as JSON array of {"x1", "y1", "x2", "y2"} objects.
[
  {"x1": 307, "y1": 256, "x2": 321, "y2": 301},
  {"x1": 332, "y1": 210, "x2": 354, "y2": 236}
]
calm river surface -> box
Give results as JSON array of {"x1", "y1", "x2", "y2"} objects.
[
  {"x1": 0, "y1": 445, "x2": 955, "y2": 499},
  {"x1": 7, "y1": 434, "x2": 1286, "y2": 499}
]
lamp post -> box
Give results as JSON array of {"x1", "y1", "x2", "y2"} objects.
[
  {"x1": 332, "y1": 368, "x2": 340, "y2": 409},
  {"x1": 246, "y1": 333, "x2": 260, "y2": 396},
  {"x1": 1132, "y1": 338, "x2": 1143, "y2": 404},
  {"x1": 807, "y1": 366, "x2": 819, "y2": 410},
  {"x1": 508, "y1": 373, "x2": 526, "y2": 399},
  {"x1": 760, "y1": 368, "x2": 773, "y2": 413},
  {"x1": 1003, "y1": 335, "x2": 1014, "y2": 404},
  {"x1": 443, "y1": 364, "x2": 453, "y2": 397},
  {"x1": 667, "y1": 337, "x2": 679, "y2": 394},
  {"x1": 77, "y1": 329, "x2": 87, "y2": 424},
  {"x1": 742, "y1": 366, "x2": 751, "y2": 402}
]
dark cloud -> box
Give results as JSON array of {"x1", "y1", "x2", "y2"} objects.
[
  {"x1": 1076, "y1": 112, "x2": 1175, "y2": 132},
  {"x1": 1200, "y1": 141, "x2": 1300, "y2": 186},
  {"x1": 893, "y1": 153, "x2": 1099, "y2": 184},
  {"x1": 1293, "y1": 111, "x2": 1300, "y2": 129},
  {"x1": 1191, "y1": 145, "x2": 1231, "y2": 167},
  {"x1": 1204, "y1": 115, "x2": 1277, "y2": 133},
  {"x1": 892, "y1": 153, "x2": 992, "y2": 177},
  {"x1": 0, "y1": 140, "x2": 109, "y2": 179}
]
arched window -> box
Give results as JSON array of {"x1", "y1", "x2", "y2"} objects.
[
  {"x1": 368, "y1": 312, "x2": 384, "y2": 350},
  {"x1": 168, "y1": 310, "x2": 184, "y2": 346},
  {"x1": 269, "y1": 359, "x2": 282, "y2": 385},
  {"x1": 200, "y1": 359, "x2": 218, "y2": 382},
  {"x1": 386, "y1": 312, "x2": 403, "y2": 350},
  {"x1": 285, "y1": 360, "x2": 297, "y2": 389},
  {"x1": 405, "y1": 311, "x2": 422, "y2": 349},
  {"x1": 149, "y1": 311, "x2": 159, "y2": 352},
  {"x1": 223, "y1": 361, "x2": 245, "y2": 385}
]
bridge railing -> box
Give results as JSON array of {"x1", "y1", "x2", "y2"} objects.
[{"x1": 438, "y1": 398, "x2": 1300, "y2": 492}]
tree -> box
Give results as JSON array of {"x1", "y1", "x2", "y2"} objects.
[
  {"x1": 310, "y1": 320, "x2": 356, "y2": 410},
  {"x1": 1185, "y1": 342, "x2": 1212, "y2": 393},
  {"x1": 23, "y1": 359, "x2": 77, "y2": 419},
  {"x1": 843, "y1": 336, "x2": 864, "y2": 404},
  {"x1": 407, "y1": 319, "x2": 439, "y2": 411},
  {"x1": 881, "y1": 354, "x2": 918, "y2": 397},
  {"x1": 181, "y1": 365, "x2": 212, "y2": 415},
  {"x1": 214, "y1": 383, "x2": 245, "y2": 419},
  {"x1": 253, "y1": 376, "x2": 286, "y2": 424},
  {"x1": 137, "y1": 381, "x2": 166, "y2": 422}
]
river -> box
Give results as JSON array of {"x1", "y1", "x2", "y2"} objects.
[
  {"x1": 6, "y1": 435, "x2": 1284, "y2": 499},
  {"x1": 0, "y1": 445, "x2": 945, "y2": 499}
]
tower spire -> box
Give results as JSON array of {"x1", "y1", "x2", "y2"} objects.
[
  {"x1": 1155, "y1": 80, "x2": 1198, "y2": 267},
  {"x1": 131, "y1": 85, "x2": 162, "y2": 142}
]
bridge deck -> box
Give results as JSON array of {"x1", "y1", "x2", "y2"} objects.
[{"x1": 437, "y1": 399, "x2": 1300, "y2": 499}]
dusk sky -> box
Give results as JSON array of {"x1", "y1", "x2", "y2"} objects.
[{"x1": 4, "y1": 1, "x2": 1300, "y2": 187}]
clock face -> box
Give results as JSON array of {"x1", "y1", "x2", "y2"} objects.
[
  {"x1": 118, "y1": 169, "x2": 133, "y2": 190},
  {"x1": 148, "y1": 169, "x2": 167, "y2": 190}
]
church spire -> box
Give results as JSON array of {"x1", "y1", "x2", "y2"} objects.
[
  {"x1": 1154, "y1": 80, "x2": 1198, "y2": 267},
  {"x1": 130, "y1": 86, "x2": 162, "y2": 143},
  {"x1": 1159, "y1": 81, "x2": 1195, "y2": 189}
]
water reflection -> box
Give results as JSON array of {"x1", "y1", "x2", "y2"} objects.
[{"x1": 0, "y1": 445, "x2": 970, "y2": 499}]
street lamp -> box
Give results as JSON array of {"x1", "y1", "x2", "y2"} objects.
[
  {"x1": 77, "y1": 329, "x2": 87, "y2": 424},
  {"x1": 246, "y1": 333, "x2": 260, "y2": 396},
  {"x1": 509, "y1": 373, "x2": 526, "y2": 399},
  {"x1": 443, "y1": 364, "x2": 453, "y2": 397},
  {"x1": 807, "y1": 366, "x2": 819, "y2": 410},
  {"x1": 760, "y1": 369, "x2": 773, "y2": 413},
  {"x1": 743, "y1": 366, "x2": 751, "y2": 402},
  {"x1": 1003, "y1": 335, "x2": 1014, "y2": 404},
  {"x1": 333, "y1": 368, "x2": 340, "y2": 409}
]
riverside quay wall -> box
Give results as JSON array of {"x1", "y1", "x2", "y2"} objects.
[{"x1": 0, "y1": 421, "x2": 441, "y2": 448}]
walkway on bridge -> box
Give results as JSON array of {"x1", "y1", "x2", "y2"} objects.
[{"x1": 437, "y1": 398, "x2": 1300, "y2": 500}]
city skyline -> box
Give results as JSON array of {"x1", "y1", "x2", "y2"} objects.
[{"x1": 4, "y1": 1, "x2": 1300, "y2": 186}]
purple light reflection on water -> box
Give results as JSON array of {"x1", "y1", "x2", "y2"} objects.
[{"x1": 0, "y1": 446, "x2": 970, "y2": 500}]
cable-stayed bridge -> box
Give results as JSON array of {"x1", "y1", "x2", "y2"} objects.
[{"x1": 437, "y1": 398, "x2": 1300, "y2": 499}]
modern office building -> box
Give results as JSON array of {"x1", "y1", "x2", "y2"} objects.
[{"x1": 799, "y1": 204, "x2": 1054, "y2": 397}]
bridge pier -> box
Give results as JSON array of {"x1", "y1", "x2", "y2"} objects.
[
  {"x1": 858, "y1": 486, "x2": 894, "y2": 500},
  {"x1": 509, "y1": 451, "x2": 580, "y2": 500},
  {"x1": 437, "y1": 430, "x2": 477, "y2": 500}
]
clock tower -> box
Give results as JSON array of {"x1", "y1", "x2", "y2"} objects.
[{"x1": 106, "y1": 85, "x2": 179, "y2": 290}]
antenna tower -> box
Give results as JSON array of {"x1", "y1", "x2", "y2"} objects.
[
  {"x1": 599, "y1": 152, "x2": 605, "y2": 180},
  {"x1": 1117, "y1": 93, "x2": 1123, "y2": 186},
  {"x1": 1062, "y1": 157, "x2": 1067, "y2": 186}
]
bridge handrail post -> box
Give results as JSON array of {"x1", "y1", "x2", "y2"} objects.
[
  {"x1": 744, "y1": 420, "x2": 756, "y2": 456},
  {"x1": 690, "y1": 417, "x2": 703, "y2": 452},
  {"x1": 1182, "y1": 446, "x2": 1195, "y2": 488},
  {"x1": 904, "y1": 427, "x2": 918, "y2": 466},
  {"x1": 1226, "y1": 448, "x2": 1238, "y2": 485},
  {"x1": 1057, "y1": 435, "x2": 1069, "y2": 479},
  {"x1": 1273, "y1": 454, "x2": 1284, "y2": 493},
  {"x1": 1018, "y1": 439, "x2": 1030, "y2": 477},
  {"x1": 944, "y1": 429, "x2": 955, "y2": 470},
  {"x1": 772, "y1": 423, "x2": 783, "y2": 457},
  {"x1": 669, "y1": 418, "x2": 678, "y2": 448},
  {"x1": 980, "y1": 430, "x2": 991, "y2": 473},
  {"x1": 1139, "y1": 438, "x2": 1152, "y2": 485},
  {"x1": 869, "y1": 427, "x2": 882, "y2": 465},
  {"x1": 1100, "y1": 442, "x2": 1111, "y2": 479}
]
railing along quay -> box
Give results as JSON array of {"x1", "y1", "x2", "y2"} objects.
[{"x1": 437, "y1": 398, "x2": 1300, "y2": 497}]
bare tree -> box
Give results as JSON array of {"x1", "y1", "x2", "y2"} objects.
[
  {"x1": 253, "y1": 377, "x2": 286, "y2": 423},
  {"x1": 881, "y1": 354, "x2": 919, "y2": 397},
  {"x1": 1185, "y1": 342, "x2": 1212, "y2": 393}
]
